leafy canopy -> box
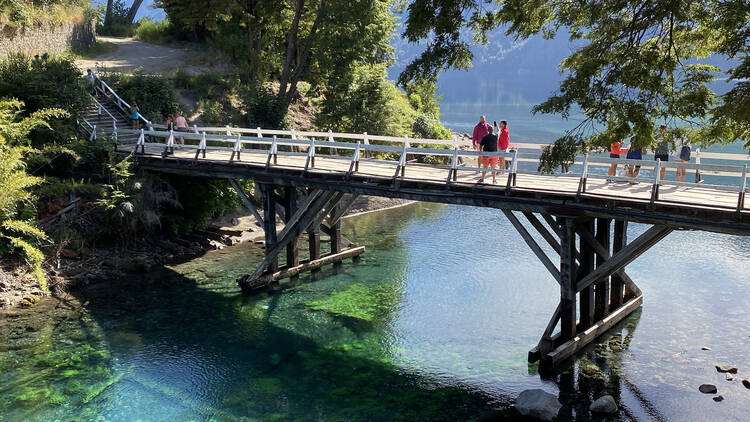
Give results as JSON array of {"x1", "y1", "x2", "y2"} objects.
[{"x1": 402, "y1": 0, "x2": 750, "y2": 151}]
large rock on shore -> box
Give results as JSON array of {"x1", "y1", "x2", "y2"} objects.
[
  {"x1": 515, "y1": 389, "x2": 561, "y2": 421},
  {"x1": 716, "y1": 365, "x2": 738, "y2": 374},
  {"x1": 590, "y1": 395, "x2": 618, "y2": 414},
  {"x1": 699, "y1": 384, "x2": 718, "y2": 394}
]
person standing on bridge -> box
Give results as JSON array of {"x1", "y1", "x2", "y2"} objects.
[
  {"x1": 175, "y1": 112, "x2": 189, "y2": 146},
  {"x1": 472, "y1": 116, "x2": 491, "y2": 170},
  {"x1": 608, "y1": 140, "x2": 623, "y2": 177},
  {"x1": 655, "y1": 125, "x2": 671, "y2": 181},
  {"x1": 625, "y1": 136, "x2": 643, "y2": 181},
  {"x1": 479, "y1": 125, "x2": 499, "y2": 184},
  {"x1": 495, "y1": 120, "x2": 510, "y2": 170}
]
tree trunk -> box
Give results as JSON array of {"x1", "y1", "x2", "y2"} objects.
[
  {"x1": 279, "y1": 0, "x2": 327, "y2": 107},
  {"x1": 104, "y1": 0, "x2": 114, "y2": 26},
  {"x1": 126, "y1": 0, "x2": 145, "y2": 24},
  {"x1": 278, "y1": 0, "x2": 306, "y2": 100}
]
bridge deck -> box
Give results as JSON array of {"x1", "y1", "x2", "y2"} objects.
[{"x1": 120, "y1": 144, "x2": 750, "y2": 235}]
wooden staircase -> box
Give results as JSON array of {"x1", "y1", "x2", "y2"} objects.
[{"x1": 80, "y1": 96, "x2": 141, "y2": 144}]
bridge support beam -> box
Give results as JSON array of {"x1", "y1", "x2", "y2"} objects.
[
  {"x1": 509, "y1": 212, "x2": 671, "y2": 367},
  {"x1": 237, "y1": 185, "x2": 363, "y2": 294}
]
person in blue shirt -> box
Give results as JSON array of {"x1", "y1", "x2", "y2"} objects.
[{"x1": 129, "y1": 102, "x2": 140, "y2": 129}]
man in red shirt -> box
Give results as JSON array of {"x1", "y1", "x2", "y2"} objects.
[
  {"x1": 496, "y1": 120, "x2": 510, "y2": 170},
  {"x1": 472, "y1": 116, "x2": 490, "y2": 169}
]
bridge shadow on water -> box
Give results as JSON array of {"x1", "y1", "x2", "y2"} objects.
[
  {"x1": 0, "y1": 241, "x2": 655, "y2": 421},
  {"x1": 70, "y1": 267, "x2": 518, "y2": 421}
]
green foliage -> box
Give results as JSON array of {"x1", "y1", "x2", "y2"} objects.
[
  {"x1": 160, "y1": 176, "x2": 240, "y2": 235},
  {"x1": 101, "y1": 69, "x2": 181, "y2": 123},
  {"x1": 197, "y1": 99, "x2": 223, "y2": 125},
  {"x1": 403, "y1": 0, "x2": 750, "y2": 150},
  {"x1": 239, "y1": 84, "x2": 288, "y2": 130},
  {"x1": 158, "y1": 0, "x2": 395, "y2": 114},
  {"x1": 0, "y1": 53, "x2": 89, "y2": 145},
  {"x1": 317, "y1": 64, "x2": 414, "y2": 136},
  {"x1": 134, "y1": 17, "x2": 175, "y2": 44},
  {"x1": 96, "y1": 0, "x2": 135, "y2": 36},
  {"x1": 0, "y1": 99, "x2": 63, "y2": 292},
  {"x1": 537, "y1": 135, "x2": 586, "y2": 174}
]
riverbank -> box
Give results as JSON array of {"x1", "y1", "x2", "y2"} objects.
[{"x1": 0, "y1": 196, "x2": 416, "y2": 310}]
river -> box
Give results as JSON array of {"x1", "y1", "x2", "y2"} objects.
[{"x1": 1, "y1": 201, "x2": 749, "y2": 421}]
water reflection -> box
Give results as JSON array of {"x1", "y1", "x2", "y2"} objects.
[{"x1": 0, "y1": 202, "x2": 748, "y2": 421}]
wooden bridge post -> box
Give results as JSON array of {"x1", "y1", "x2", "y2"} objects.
[
  {"x1": 284, "y1": 187, "x2": 299, "y2": 271},
  {"x1": 594, "y1": 218, "x2": 611, "y2": 320},
  {"x1": 259, "y1": 183, "x2": 279, "y2": 273},
  {"x1": 613, "y1": 220, "x2": 629, "y2": 303},
  {"x1": 578, "y1": 219, "x2": 596, "y2": 330},
  {"x1": 559, "y1": 217, "x2": 578, "y2": 341}
]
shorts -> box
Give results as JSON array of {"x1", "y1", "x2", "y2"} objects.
[
  {"x1": 480, "y1": 156, "x2": 499, "y2": 166},
  {"x1": 655, "y1": 154, "x2": 669, "y2": 161},
  {"x1": 130, "y1": 118, "x2": 139, "y2": 124},
  {"x1": 626, "y1": 150, "x2": 642, "y2": 160},
  {"x1": 610, "y1": 153, "x2": 620, "y2": 159},
  {"x1": 176, "y1": 127, "x2": 188, "y2": 132}
]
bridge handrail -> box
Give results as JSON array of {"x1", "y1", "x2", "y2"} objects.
[
  {"x1": 121, "y1": 128, "x2": 749, "y2": 211},
  {"x1": 91, "y1": 97, "x2": 118, "y2": 129},
  {"x1": 91, "y1": 72, "x2": 153, "y2": 129}
]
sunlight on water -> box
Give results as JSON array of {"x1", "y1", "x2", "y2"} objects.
[{"x1": 1, "y1": 203, "x2": 748, "y2": 421}]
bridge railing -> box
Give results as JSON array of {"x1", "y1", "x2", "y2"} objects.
[
  {"x1": 91, "y1": 72, "x2": 153, "y2": 130},
  {"x1": 114, "y1": 127, "x2": 749, "y2": 212}
]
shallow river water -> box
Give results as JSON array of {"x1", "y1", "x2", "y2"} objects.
[{"x1": 1, "y1": 203, "x2": 749, "y2": 421}]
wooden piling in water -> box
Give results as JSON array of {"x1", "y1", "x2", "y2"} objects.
[{"x1": 594, "y1": 218, "x2": 611, "y2": 320}]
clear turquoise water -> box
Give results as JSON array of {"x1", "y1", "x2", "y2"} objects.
[{"x1": 1, "y1": 203, "x2": 749, "y2": 421}]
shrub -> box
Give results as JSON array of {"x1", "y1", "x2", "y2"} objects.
[
  {"x1": 134, "y1": 18, "x2": 174, "y2": 44},
  {"x1": 0, "y1": 53, "x2": 90, "y2": 145},
  {"x1": 240, "y1": 84, "x2": 288, "y2": 129},
  {"x1": 197, "y1": 99, "x2": 223, "y2": 125},
  {"x1": 160, "y1": 176, "x2": 240, "y2": 235},
  {"x1": 412, "y1": 114, "x2": 451, "y2": 140}
]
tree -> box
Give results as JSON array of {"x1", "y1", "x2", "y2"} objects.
[
  {"x1": 402, "y1": 0, "x2": 750, "y2": 154},
  {"x1": 157, "y1": 0, "x2": 395, "y2": 117}
]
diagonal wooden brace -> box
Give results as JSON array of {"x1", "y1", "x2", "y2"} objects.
[
  {"x1": 575, "y1": 222, "x2": 642, "y2": 296},
  {"x1": 243, "y1": 190, "x2": 335, "y2": 283},
  {"x1": 503, "y1": 210, "x2": 562, "y2": 284},
  {"x1": 575, "y1": 225, "x2": 672, "y2": 292}
]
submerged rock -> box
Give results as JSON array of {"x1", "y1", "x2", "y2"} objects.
[
  {"x1": 590, "y1": 395, "x2": 618, "y2": 414},
  {"x1": 701, "y1": 347, "x2": 712, "y2": 351},
  {"x1": 713, "y1": 395, "x2": 724, "y2": 402},
  {"x1": 515, "y1": 389, "x2": 561, "y2": 421},
  {"x1": 716, "y1": 365, "x2": 738, "y2": 374},
  {"x1": 699, "y1": 384, "x2": 718, "y2": 394},
  {"x1": 726, "y1": 373, "x2": 734, "y2": 381},
  {"x1": 742, "y1": 379, "x2": 750, "y2": 389}
]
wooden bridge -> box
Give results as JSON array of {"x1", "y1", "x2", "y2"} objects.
[{"x1": 81, "y1": 74, "x2": 750, "y2": 367}]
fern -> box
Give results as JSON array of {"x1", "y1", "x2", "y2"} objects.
[{"x1": 0, "y1": 98, "x2": 55, "y2": 293}]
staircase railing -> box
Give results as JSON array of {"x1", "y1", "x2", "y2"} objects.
[{"x1": 91, "y1": 71, "x2": 153, "y2": 130}]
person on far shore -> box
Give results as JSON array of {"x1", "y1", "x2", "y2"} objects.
[
  {"x1": 478, "y1": 125, "x2": 499, "y2": 184},
  {"x1": 472, "y1": 116, "x2": 491, "y2": 169},
  {"x1": 129, "y1": 102, "x2": 140, "y2": 129},
  {"x1": 655, "y1": 125, "x2": 670, "y2": 180},
  {"x1": 674, "y1": 135, "x2": 690, "y2": 182},
  {"x1": 625, "y1": 136, "x2": 642, "y2": 181},
  {"x1": 495, "y1": 120, "x2": 510, "y2": 170},
  {"x1": 608, "y1": 140, "x2": 623, "y2": 178},
  {"x1": 175, "y1": 112, "x2": 188, "y2": 145}
]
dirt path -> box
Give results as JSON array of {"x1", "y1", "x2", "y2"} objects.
[{"x1": 76, "y1": 36, "x2": 224, "y2": 75}]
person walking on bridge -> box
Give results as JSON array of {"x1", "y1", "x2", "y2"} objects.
[
  {"x1": 472, "y1": 116, "x2": 491, "y2": 169},
  {"x1": 478, "y1": 125, "x2": 499, "y2": 184},
  {"x1": 175, "y1": 112, "x2": 188, "y2": 146}
]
